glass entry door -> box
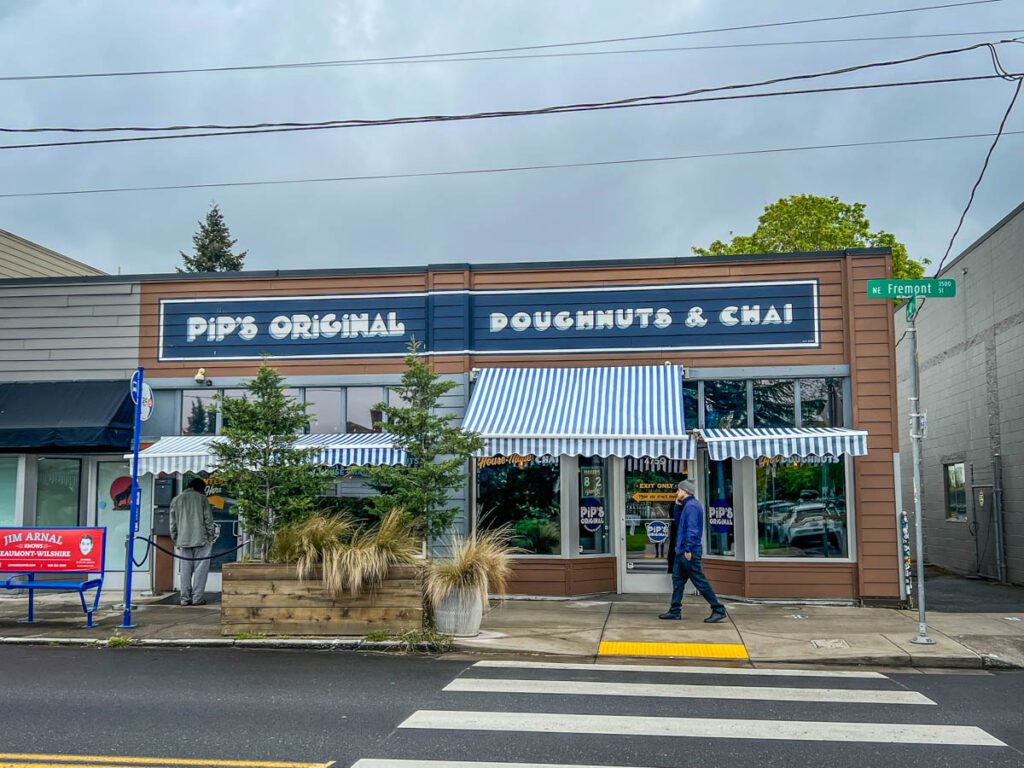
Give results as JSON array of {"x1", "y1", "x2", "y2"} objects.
[{"x1": 619, "y1": 458, "x2": 691, "y2": 593}]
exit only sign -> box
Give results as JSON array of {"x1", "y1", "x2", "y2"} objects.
[{"x1": 866, "y1": 278, "x2": 957, "y2": 299}]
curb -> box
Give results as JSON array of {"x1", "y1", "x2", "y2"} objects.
[{"x1": 0, "y1": 636, "x2": 442, "y2": 652}]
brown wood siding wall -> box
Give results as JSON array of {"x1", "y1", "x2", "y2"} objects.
[
  {"x1": 846, "y1": 255, "x2": 901, "y2": 600},
  {"x1": 704, "y1": 559, "x2": 745, "y2": 597},
  {"x1": 138, "y1": 257, "x2": 847, "y2": 378},
  {"x1": 509, "y1": 558, "x2": 617, "y2": 596},
  {"x1": 745, "y1": 563, "x2": 859, "y2": 599}
]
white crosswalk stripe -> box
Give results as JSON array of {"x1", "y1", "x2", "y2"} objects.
[{"x1": 352, "y1": 660, "x2": 1010, "y2": 766}]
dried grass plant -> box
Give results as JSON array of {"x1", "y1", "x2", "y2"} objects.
[{"x1": 424, "y1": 526, "x2": 515, "y2": 610}]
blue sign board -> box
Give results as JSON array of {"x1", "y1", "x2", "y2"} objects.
[
  {"x1": 645, "y1": 520, "x2": 669, "y2": 544},
  {"x1": 158, "y1": 280, "x2": 819, "y2": 361}
]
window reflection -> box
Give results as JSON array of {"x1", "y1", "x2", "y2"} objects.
[
  {"x1": 703, "y1": 380, "x2": 748, "y2": 428},
  {"x1": 754, "y1": 379, "x2": 795, "y2": 427},
  {"x1": 346, "y1": 387, "x2": 385, "y2": 433}
]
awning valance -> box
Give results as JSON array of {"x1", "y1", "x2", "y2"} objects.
[
  {"x1": 130, "y1": 432, "x2": 406, "y2": 476},
  {"x1": 698, "y1": 427, "x2": 868, "y2": 461},
  {"x1": 0, "y1": 380, "x2": 134, "y2": 452},
  {"x1": 462, "y1": 365, "x2": 695, "y2": 460}
]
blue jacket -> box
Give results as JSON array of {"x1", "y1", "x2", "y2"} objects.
[{"x1": 674, "y1": 496, "x2": 704, "y2": 555}]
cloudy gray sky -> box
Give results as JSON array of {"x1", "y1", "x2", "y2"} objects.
[{"x1": 0, "y1": 0, "x2": 1021, "y2": 275}]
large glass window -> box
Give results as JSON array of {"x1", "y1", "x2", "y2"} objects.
[
  {"x1": 306, "y1": 388, "x2": 344, "y2": 433},
  {"x1": 476, "y1": 455, "x2": 560, "y2": 555},
  {"x1": 944, "y1": 463, "x2": 967, "y2": 521},
  {"x1": 682, "y1": 380, "x2": 699, "y2": 429},
  {"x1": 703, "y1": 380, "x2": 748, "y2": 428},
  {"x1": 578, "y1": 457, "x2": 609, "y2": 554},
  {"x1": 0, "y1": 457, "x2": 17, "y2": 526},
  {"x1": 96, "y1": 461, "x2": 152, "y2": 571},
  {"x1": 347, "y1": 387, "x2": 385, "y2": 433},
  {"x1": 800, "y1": 378, "x2": 844, "y2": 428},
  {"x1": 181, "y1": 391, "x2": 218, "y2": 435},
  {"x1": 36, "y1": 458, "x2": 81, "y2": 527},
  {"x1": 704, "y1": 459, "x2": 735, "y2": 556},
  {"x1": 624, "y1": 458, "x2": 688, "y2": 572},
  {"x1": 753, "y1": 379, "x2": 795, "y2": 427},
  {"x1": 757, "y1": 456, "x2": 849, "y2": 558}
]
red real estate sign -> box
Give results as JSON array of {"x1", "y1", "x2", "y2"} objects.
[{"x1": 0, "y1": 527, "x2": 105, "y2": 572}]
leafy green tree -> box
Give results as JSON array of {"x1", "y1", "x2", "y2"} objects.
[
  {"x1": 362, "y1": 340, "x2": 484, "y2": 539},
  {"x1": 693, "y1": 194, "x2": 927, "y2": 280},
  {"x1": 178, "y1": 202, "x2": 247, "y2": 273},
  {"x1": 210, "y1": 363, "x2": 334, "y2": 557}
]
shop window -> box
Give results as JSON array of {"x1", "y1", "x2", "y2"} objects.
[
  {"x1": 682, "y1": 380, "x2": 699, "y2": 429},
  {"x1": 578, "y1": 457, "x2": 609, "y2": 554},
  {"x1": 757, "y1": 456, "x2": 849, "y2": 559},
  {"x1": 96, "y1": 461, "x2": 152, "y2": 571},
  {"x1": 346, "y1": 387, "x2": 385, "y2": 433},
  {"x1": 36, "y1": 458, "x2": 81, "y2": 527},
  {"x1": 181, "y1": 391, "x2": 218, "y2": 435},
  {"x1": 800, "y1": 378, "x2": 844, "y2": 428},
  {"x1": 703, "y1": 380, "x2": 748, "y2": 428},
  {"x1": 704, "y1": 459, "x2": 735, "y2": 556},
  {"x1": 753, "y1": 379, "x2": 795, "y2": 428},
  {"x1": 0, "y1": 457, "x2": 17, "y2": 526},
  {"x1": 944, "y1": 463, "x2": 967, "y2": 521},
  {"x1": 624, "y1": 457, "x2": 688, "y2": 572},
  {"x1": 306, "y1": 388, "x2": 344, "y2": 433},
  {"x1": 476, "y1": 455, "x2": 561, "y2": 555}
]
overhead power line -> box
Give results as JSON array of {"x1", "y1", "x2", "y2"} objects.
[
  {"x1": 1, "y1": 129, "x2": 1020, "y2": 199},
  {"x1": 0, "y1": 0, "x2": 1005, "y2": 82}
]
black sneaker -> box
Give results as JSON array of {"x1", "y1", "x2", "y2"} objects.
[
  {"x1": 704, "y1": 609, "x2": 727, "y2": 623},
  {"x1": 192, "y1": 598, "x2": 208, "y2": 606},
  {"x1": 658, "y1": 612, "x2": 681, "y2": 621}
]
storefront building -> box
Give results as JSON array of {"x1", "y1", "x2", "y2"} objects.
[{"x1": 0, "y1": 248, "x2": 903, "y2": 603}]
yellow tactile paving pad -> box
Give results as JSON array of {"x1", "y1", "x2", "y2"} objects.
[{"x1": 598, "y1": 641, "x2": 749, "y2": 659}]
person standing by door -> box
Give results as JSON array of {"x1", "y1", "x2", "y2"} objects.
[
  {"x1": 660, "y1": 479, "x2": 727, "y2": 623},
  {"x1": 169, "y1": 477, "x2": 217, "y2": 606}
]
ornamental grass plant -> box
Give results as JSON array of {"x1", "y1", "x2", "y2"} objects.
[{"x1": 424, "y1": 527, "x2": 515, "y2": 610}]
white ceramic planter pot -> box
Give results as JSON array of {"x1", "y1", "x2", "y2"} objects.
[{"x1": 433, "y1": 587, "x2": 484, "y2": 637}]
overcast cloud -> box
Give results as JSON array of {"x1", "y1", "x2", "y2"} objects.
[{"x1": 0, "y1": 0, "x2": 1021, "y2": 275}]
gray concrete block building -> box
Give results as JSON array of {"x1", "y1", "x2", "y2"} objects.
[{"x1": 895, "y1": 201, "x2": 1024, "y2": 585}]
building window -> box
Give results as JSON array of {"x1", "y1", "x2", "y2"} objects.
[
  {"x1": 181, "y1": 391, "x2": 218, "y2": 435},
  {"x1": 624, "y1": 458, "x2": 688, "y2": 572},
  {"x1": 800, "y1": 378, "x2": 844, "y2": 428},
  {"x1": 476, "y1": 455, "x2": 561, "y2": 555},
  {"x1": 682, "y1": 380, "x2": 699, "y2": 429},
  {"x1": 346, "y1": 387, "x2": 385, "y2": 433},
  {"x1": 704, "y1": 459, "x2": 735, "y2": 556},
  {"x1": 703, "y1": 380, "x2": 748, "y2": 428},
  {"x1": 96, "y1": 461, "x2": 152, "y2": 571},
  {"x1": 306, "y1": 388, "x2": 344, "y2": 433},
  {"x1": 36, "y1": 457, "x2": 81, "y2": 527},
  {"x1": 0, "y1": 457, "x2": 17, "y2": 526},
  {"x1": 756, "y1": 456, "x2": 849, "y2": 559},
  {"x1": 578, "y1": 457, "x2": 609, "y2": 554},
  {"x1": 945, "y1": 463, "x2": 967, "y2": 521},
  {"x1": 753, "y1": 379, "x2": 795, "y2": 427}
]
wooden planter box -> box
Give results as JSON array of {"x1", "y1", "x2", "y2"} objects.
[{"x1": 221, "y1": 562, "x2": 424, "y2": 636}]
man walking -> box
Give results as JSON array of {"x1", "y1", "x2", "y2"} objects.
[
  {"x1": 169, "y1": 477, "x2": 217, "y2": 606},
  {"x1": 660, "y1": 479, "x2": 727, "y2": 623}
]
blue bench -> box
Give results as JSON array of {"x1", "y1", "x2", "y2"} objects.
[{"x1": 1, "y1": 526, "x2": 107, "y2": 629}]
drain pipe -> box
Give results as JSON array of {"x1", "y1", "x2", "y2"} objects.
[{"x1": 992, "y1": 453, "x2": 1008, "y2": 583}]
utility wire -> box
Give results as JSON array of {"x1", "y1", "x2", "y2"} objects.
[
  {"x1": 1, "y1": 39, "x2": 1018, "y2": 141},
  {"x1": 0, "y1": 75, "x2": 1013, "y2": 151},
  {"x1": 2, "y1": 28, "x2": 1021, "y2": 78},
  {"x1": 1, "y1": 129, "x2": 1019, "y2": 200},
  {"x1": 0, "y1": 0, "x2": 1005, "y2": 82}
]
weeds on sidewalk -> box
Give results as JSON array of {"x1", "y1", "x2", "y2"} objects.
[
  {"x1": 105, "y1": 635, "x2": 134, "y2": 648},
  {"x1": 363, "y1": 628, "x2": 453, "y2": 653}
]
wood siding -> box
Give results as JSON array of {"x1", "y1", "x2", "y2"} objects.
[
  {"x1": 0, "y1": 230, "x2": 104, "y2": 278},
  {"x1": 509, "y1": 557, "x2": 617, "y2": 596}
]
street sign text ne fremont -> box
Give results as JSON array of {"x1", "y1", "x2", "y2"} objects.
[{"x1": 866, "y1": 278, "x2": 956, "y2": 299}]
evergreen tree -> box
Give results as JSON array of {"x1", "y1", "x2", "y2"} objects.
[
  {"x1": 178, "y1": 202, "x2": 247, "y2": 273},
  {"x1": 362, "y1": 340, "x2": 484, "y2": 539}
]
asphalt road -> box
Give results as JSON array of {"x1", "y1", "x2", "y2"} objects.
[{"x1": 0, "y1": 647, "x2": 1021, "y2": 768}]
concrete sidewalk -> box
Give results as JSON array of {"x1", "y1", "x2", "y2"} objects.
[{"x1": 1, "y1": 590, "x2": 1021, "y2": 668}]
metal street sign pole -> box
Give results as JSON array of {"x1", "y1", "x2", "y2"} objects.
[
  {"x1": 906, "y1": 313, "x2": 935, "y2": 645},
  {"x1": 120, "y1": 367, "x2": 145, "y2": 629}
]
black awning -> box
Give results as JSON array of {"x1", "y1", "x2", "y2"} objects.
[{"x1": 0, "y1": 380, "x2": 134, "y2": 452}]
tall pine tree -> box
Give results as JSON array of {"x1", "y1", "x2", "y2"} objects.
[{"x1": 178, "y1": 203, "x2": 248, "y2": 273}]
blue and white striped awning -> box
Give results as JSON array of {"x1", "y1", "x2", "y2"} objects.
[
  {"x1": 462, "y1": 365, "x2": 695, "y2": 460},
  {"x1": 699, "y1": 427, "x2": 869, "y2": 461},
  {"x1": 129, "y1": 432, "x2": 406, "y2": 476}
]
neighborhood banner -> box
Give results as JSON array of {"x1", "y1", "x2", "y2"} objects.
[{"x1": 0, "y1": 527, "x2": 105, "y2": 572}]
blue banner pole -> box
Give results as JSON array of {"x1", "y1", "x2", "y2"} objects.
[{"x1": 119, "y1": 366, "x2": 144, "y2": 629}]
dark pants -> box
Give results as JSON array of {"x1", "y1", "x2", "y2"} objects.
[{"x1": 668, "y1": 552, "x2": 724, "y2": 615}]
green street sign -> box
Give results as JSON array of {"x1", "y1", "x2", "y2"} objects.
[
  {"x1": 866, "y1": 278, "x2": 956, "y2": 299},
  {"x1": 906, "y1": 295, "x2": 917, "y2": 321}
]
